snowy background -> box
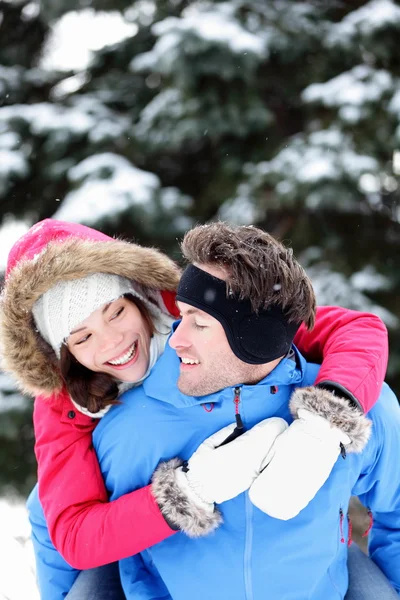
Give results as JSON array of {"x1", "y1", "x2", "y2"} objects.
[{"x1": 0, "y1": 0, "x2": 399, "y2": 597}]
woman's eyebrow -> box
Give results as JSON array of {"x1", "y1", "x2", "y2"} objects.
[
  {"x1": 70, "y1": 302, "x2": 114, "y2": 335},
  {"x1": 102, "y1": 302, "x2": 112, "y2": 314},
  {"x1": 70, "y1": 325, "x2": 87, "y2": 335}
]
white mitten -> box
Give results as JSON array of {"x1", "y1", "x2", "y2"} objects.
[
  {"x1": 178, "y1": 417, "x2": 288, "y2": 507},
  {"x1": 151, "y1": 418, "x2": 288, "y2": 537},
  {"x1": 249, "y1": 408, "x2": 351, "y2": 520}
]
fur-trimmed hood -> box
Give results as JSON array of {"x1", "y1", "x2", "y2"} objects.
[{"x1": 0, "y1": 219, "x2": 181, "y2": 397}]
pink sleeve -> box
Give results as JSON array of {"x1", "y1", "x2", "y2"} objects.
[
  {"x1": 34, "y1": 393, "x2": 175, "y2": 569},
  {"x1": 293, "y1": 306, "x2": 388, "y2": 413}
]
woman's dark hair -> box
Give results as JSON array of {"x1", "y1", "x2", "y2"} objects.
[{"x1": 59, "y1": 294, "x2": 155, "y2": 413}]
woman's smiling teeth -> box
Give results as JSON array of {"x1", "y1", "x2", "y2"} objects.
[
  {"x1": 107, "y1": 342, "x2": 137, "y2": 366},
  {"x1": 181, "y1": 358, "x2": 200, "y2": 365}
]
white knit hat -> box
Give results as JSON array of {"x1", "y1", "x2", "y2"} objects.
[{"x1": 32, "y1": 273, "x2": 150, "y2": 358}]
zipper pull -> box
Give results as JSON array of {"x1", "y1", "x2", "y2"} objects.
[
  {"x1": 233, "y1": 386, "x2": 244, "y2": 430},
  {"x1": 217, "y1": 387, "x2": 245, "y2": 448}
]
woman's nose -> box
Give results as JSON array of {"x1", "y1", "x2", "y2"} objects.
[{"x1": 99, "y1": 328, "x2": 123, "y2": 352}]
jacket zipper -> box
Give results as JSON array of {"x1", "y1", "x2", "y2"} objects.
[
  {"x1": 233, "y1": 387, "x2": 253, "y2": 600},
  {"x1": 244, "y1": 494, "x2": 254, "y2": 600},
  {"x1": 236, "y1": 387, "x2": 253, "y2": 600},
  {"x1": 216, "y1": 387, "x2": 245, "y2": 448},
  {"x1": 233, "y1": 386, "x2": 244, "y2": 431}
]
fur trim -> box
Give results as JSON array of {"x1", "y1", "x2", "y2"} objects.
[
  {"x1": 0, "y1": 238, "x2": 180, "y2": 396},
  {"x1": 290, "y1": 386, "x2": 372, "y2": 453},
  {"x1": 151, "y1": 458, "x2": 222, "y2": 537}
]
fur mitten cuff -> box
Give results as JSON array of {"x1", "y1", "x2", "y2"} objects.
[
  {"x1": 290, "y1": 386, "x2": 372, "y2": 453},
  {"x1": 151, "y1": 458, "x2": 222, "y2": 537}
]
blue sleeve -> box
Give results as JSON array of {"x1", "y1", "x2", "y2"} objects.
[
  {"x1": 27, "y1": 484, "x2": 80, "y2": 600},
  {"x1": 352, "y1": 384, "x2": 400, "y2": 594}
]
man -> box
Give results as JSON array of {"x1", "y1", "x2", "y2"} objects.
[{"x1": 92, "y1": 222, "x2": 400, "y2": 600}]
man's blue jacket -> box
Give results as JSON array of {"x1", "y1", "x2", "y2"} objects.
[
  {"x1": 27, "y1": 486, "x2": 79, "y2": 598},
  {"x1": 90, "y1": 343, "x2": 400, "y2": 600}
]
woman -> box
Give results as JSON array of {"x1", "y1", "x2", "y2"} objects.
[{"x1": 0, "y1": 219, "x2": 388, "y2": 599}]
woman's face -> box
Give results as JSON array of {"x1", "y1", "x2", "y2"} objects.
[{"x1": 67, "y1": 297, "x2": 152, "y2": 383}]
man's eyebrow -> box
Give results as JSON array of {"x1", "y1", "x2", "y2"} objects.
[
  {"x1": 179, "y1": 307, "x2": 210, "y2": 318},
  {"x1": 175, "y1": 303, "x2": 198, "y2": 315}
]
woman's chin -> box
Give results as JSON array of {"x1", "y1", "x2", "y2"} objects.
[{"x1": 113, "y1": 361, "x2": 148, "y2": 384}]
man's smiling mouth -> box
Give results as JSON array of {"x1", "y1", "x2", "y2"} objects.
[{"x1": 180, "y1": 357, "x2": 200, "y2": 365}]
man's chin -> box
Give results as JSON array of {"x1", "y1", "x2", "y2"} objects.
[
  {"x1": 177, "y1": 374, "x2": 201, "y2": 397},
  {"x1": 177, "y1": 374, "x2": 222, "y2": 398},
  {"x1": 177, "y1": 378, "x2": 194, "y2": 396}
]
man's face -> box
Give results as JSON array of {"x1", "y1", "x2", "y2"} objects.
[{"x1": 169, "y1": 264, "x2": 281, "y2": 396}]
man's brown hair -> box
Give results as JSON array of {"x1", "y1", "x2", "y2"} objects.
[{"x1": 181, "y1": 222, "x2": 316, "y2": 329}]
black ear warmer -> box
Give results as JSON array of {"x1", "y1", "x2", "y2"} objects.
[{"x1": 176, "y1": 265, "x2": 301, "y2": 365}]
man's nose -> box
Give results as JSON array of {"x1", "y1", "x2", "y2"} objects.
[{"x1": 169, "y1": 322, "x2": 190, "y2": 350}]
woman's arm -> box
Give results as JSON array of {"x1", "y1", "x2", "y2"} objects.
[
  {"x1": 34, "y1": 390, "x2": 229, "y2": 572},
  {"x1": 34, "y1": 393, "x2": 176, "y2": 570},
  {"x1": 294, "y1": 306, "x2": 388, "y2": 412}
]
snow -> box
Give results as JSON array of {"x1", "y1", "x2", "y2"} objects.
[
  {"x1": 52, "y1": 153, "x2": 192, "y2": 228},
  {"x1": 0, "y1": 149, "x2": 28, "y2": 178},
  {"x1": 359, "y1": 173, "x2": 381, "y2": 194},
  {"x1": 218, "y1": 195, "x2": 264, "y2": 225},
  {"x1": 0, "y1": 373, "x2": 28, "y2": 413},
  {"x1": 350, "y1": 266, "x2": 392, "y2": 293},
  {"x1": 0, "y1": 123, "x2": 30, "y2": 198},
  {"x1": 0, "y1": 217, "x2": 31, "y2": 273},
  {"x1": 124, "y1": 1, "x2": 157, "y2": 26},
  {"x1": 134, "y1": 84, "x2": 270, "y2": 148},
  {"x1": 0, "y1": 98, "x2": 129, "y2": 156},
  {"x1": 388, "y1": 89, "x2": 400, "y2": 116},
  {"x1": 302, "y1": 66, "x2": 394, "y2": 116},
  {"x1": 160, "y1": 187, "x2": 191, "y2": 213},
  {"x1": 138, "y1": 88, "x2": 198, "y2": 126},
  {"x1": 131, "y1": 2, "x2": 266, "y2": 74},
  {"x1": 393, "y1": 150, "x2": 400, "y2": 175},
  {"x1": 51, "y1": 72, "x2": 89, "y2": 100},
  {"x1": 0, "y1": 131, "x2": 20, "y2": 150},
  {"x1": 227, "y1": 125, "x2": 386, "y2": 215},
  {"x1": 326, "y1": 0, "x2": 400, "y2": 47},
  {"x1": 0, "y1": 103, "x2": 93, "y2": 136},
  {"x1": 155, "y1": 3, "x2": 266, "y2": 55},
  {"x1": 0, "y1": 497, "x2": 39, "y2": 600},
  {"x1": 387, "y1": 88, "x2": 400, "y2": 143},
  {"x1": 307, "y1": 129, "x2": 343, "y2": 148},
  {"x1": 297, "y1": 156, "x2": 338, "y2": 184},
  {"x1": 248, "y1": 131, "x2": 379, "y2": 187},
  {"x1": 52, "y1": 153, "x2": 160, "y2": 224},
  {"x1": 134, "y1": 87, "x2": 204, "y2": 148},
  {"x1": 40, "y1": 9, "x2": 138, "y2": 72},
  {"x1": 305, "y1": 263, "x2": 398, "y2": 328}
]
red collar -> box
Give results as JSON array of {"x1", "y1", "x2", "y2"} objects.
[{"x1": 59, "y1": 389, "x2": 98, "y2": 430}]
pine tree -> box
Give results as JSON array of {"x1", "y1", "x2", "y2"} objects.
[{"x1": 0, "y1": 0, "x2": 399, "y2": 493}]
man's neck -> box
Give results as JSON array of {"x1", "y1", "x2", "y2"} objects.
[{"x1": 242, "y1": 355, "x2": 285, "y2": 386}]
